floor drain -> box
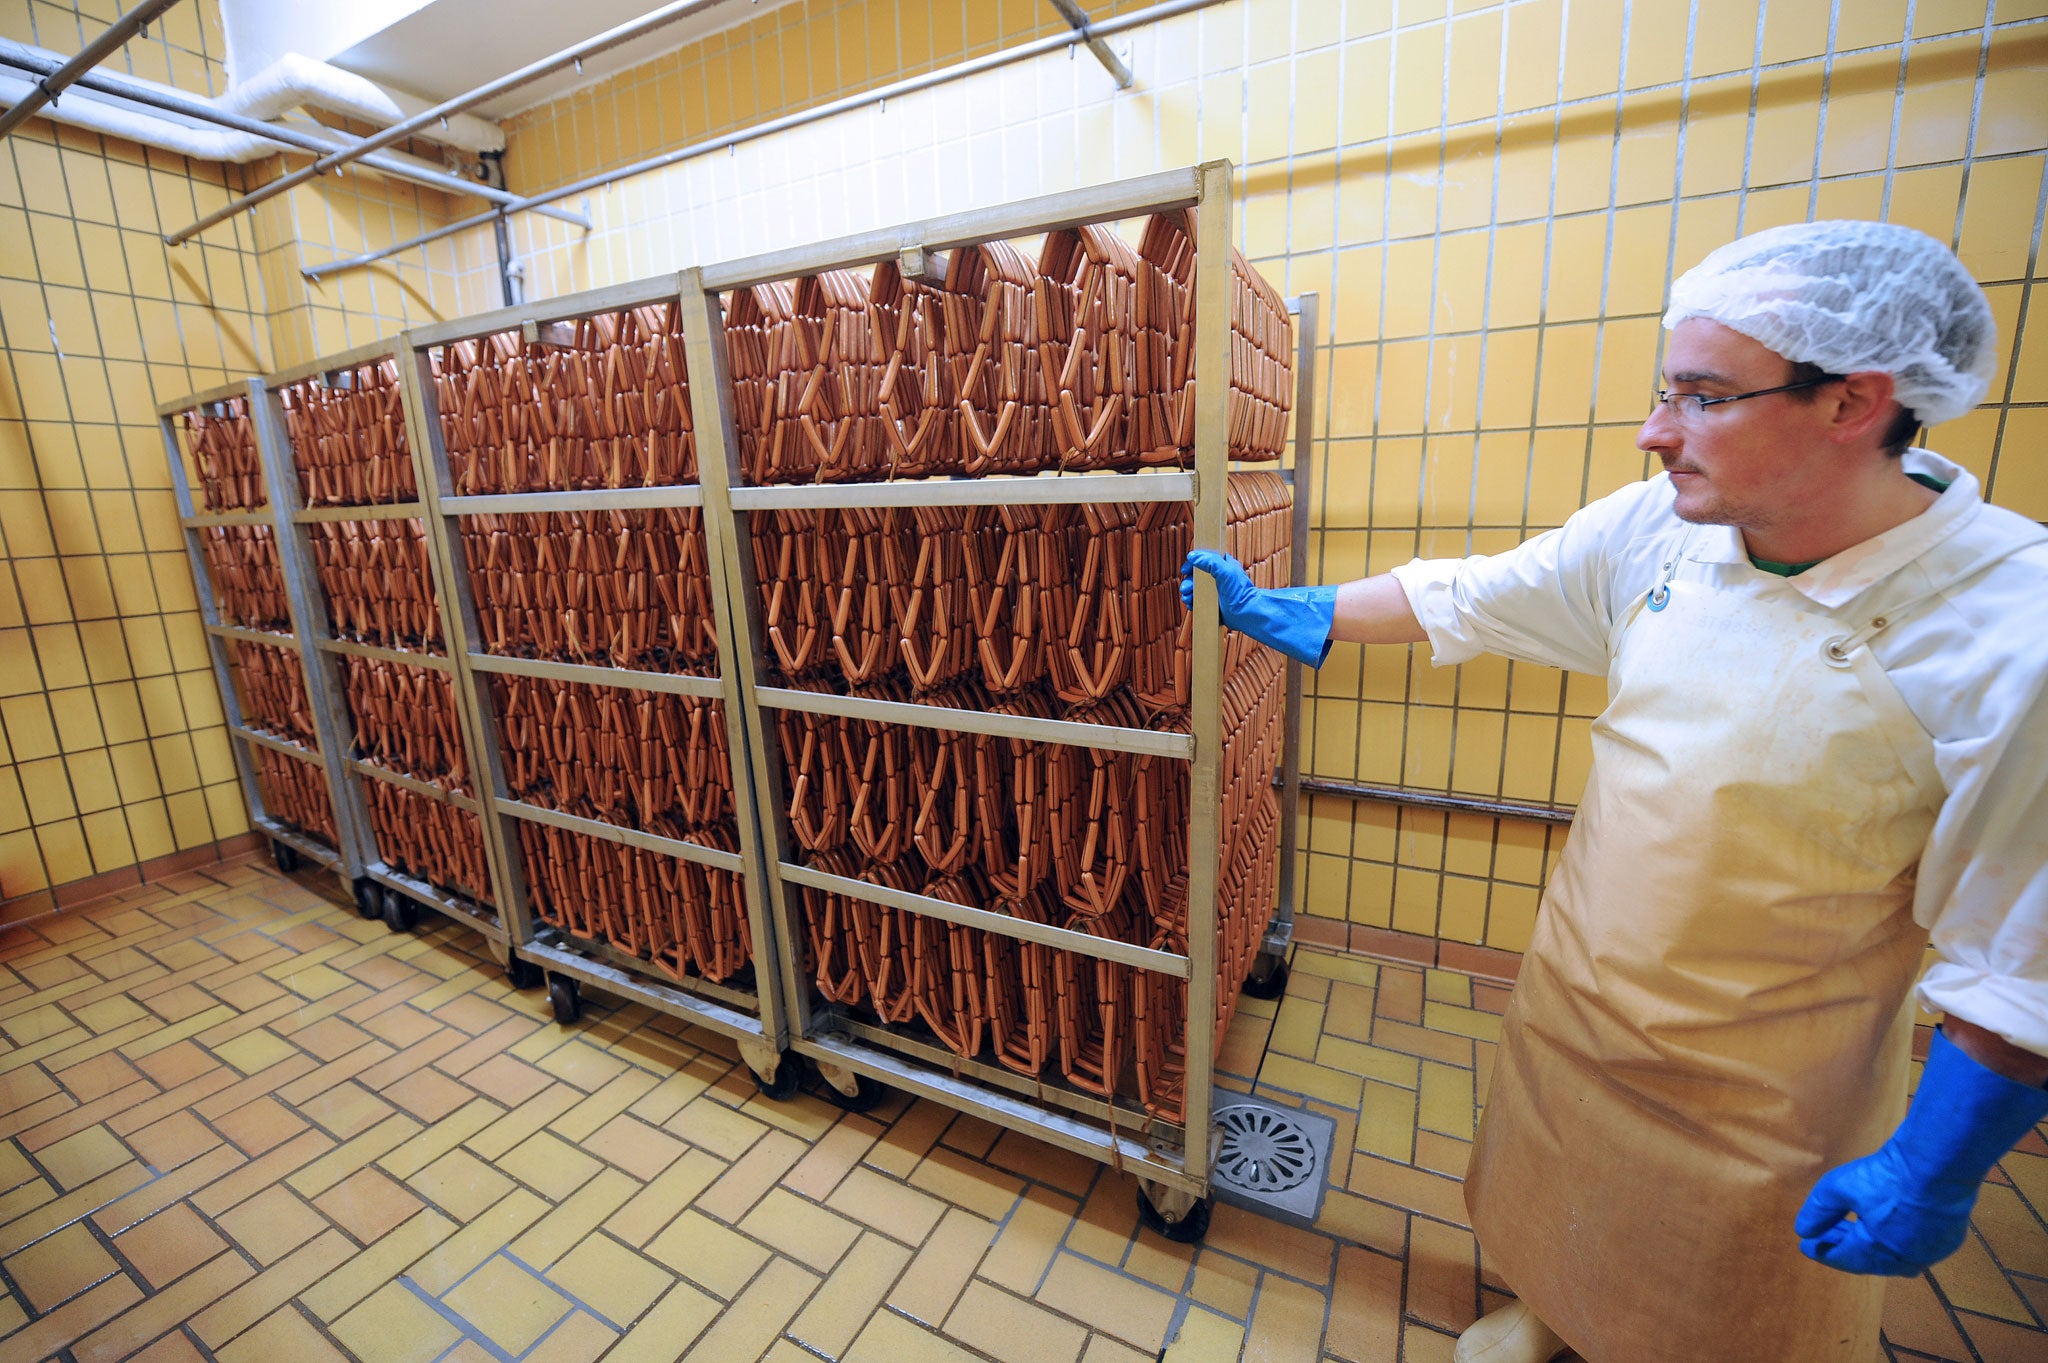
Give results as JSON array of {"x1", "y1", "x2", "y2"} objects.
[{"x1": 1210, "y1": 1098, "x2": 1335, "y2": 1226}]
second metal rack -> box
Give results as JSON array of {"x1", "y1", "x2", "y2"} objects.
[
  {"x1": 248, "y1": 340, "x2": 520, "y2": 956},
  {"x1": 401, "y1": 279, "x2": 797, "y2": 1091}
]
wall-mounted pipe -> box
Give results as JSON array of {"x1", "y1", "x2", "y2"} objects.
[
  {"x1": 303, "y1": 0, "x2": 1230, "y2": 283},
  {"x1": 167, "y1": 0, "x2": 736, "y2": 246},
  {"x1": 0, "y1": 0, "x2": 184, "y2": 140},
  {"x1": 0, "y1": 41, "x2": 590, "y2": 229}
]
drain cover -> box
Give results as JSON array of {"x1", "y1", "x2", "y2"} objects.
[{"x1": 1210, "y1": 1098, "x2": 1335, "y2": 1226}]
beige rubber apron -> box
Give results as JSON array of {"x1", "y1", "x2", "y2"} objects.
[{"x1": 1464, "y1": 529, "x2": 2031, "y2": 1363}]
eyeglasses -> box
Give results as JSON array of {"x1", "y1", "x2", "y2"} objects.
[{"x1": 1649, "y1": 376, "x2": 1839, "y2": 422}]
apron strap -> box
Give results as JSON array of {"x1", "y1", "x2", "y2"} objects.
[{"x1": 1825, "y1": 524, "x2": 2047, "y2": 664}]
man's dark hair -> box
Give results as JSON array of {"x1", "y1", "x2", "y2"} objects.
[{"x1": 1786, "y1": 361, "x2": 1922, "y2": 456}]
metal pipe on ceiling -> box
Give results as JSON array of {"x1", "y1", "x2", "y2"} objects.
[
  {"x1": 165, "y1": 0, "x2": 734, "y2": 246},
  {"x1": 1048, "y1": 0, "x2": 1134, "y2": 89},
  {"x1": 0, "y1": 0, "x2": 185, "y2": 139},
  {"x1": 0, "y1": 42, "x2": 592, "y2": 227},
  {"x1": 302, "y1": 0, "x2": 1229, "y2": 284}
]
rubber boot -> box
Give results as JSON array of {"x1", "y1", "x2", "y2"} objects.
[{"x1": 1454, "y1": 1301, "x2": 1570, "y2": 1363}]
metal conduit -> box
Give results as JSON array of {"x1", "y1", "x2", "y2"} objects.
[
  {"x1": 0, "y1": 42, "x2": 592, "y2": 227},
  {"x1": 0, "y1": 0, "x2": 183, "y2": 140},
  {"x1": 166, "y1": 0, "x2": 733, "y2": 245},
  {"x1": 302, "y1": 0, "x2": 1231, "y2": 283},
  {"x1": 1294, "y1": 775, "x2": 1577, "y2": 826}
]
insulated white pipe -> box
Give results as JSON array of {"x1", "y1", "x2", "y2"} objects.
[
  {"x1": 0, "y1": 41, "x2": 590, "y2": 228},
  {"x1": 223, "y1": 52, "x2": 502, "y2": 155},
  {"x1": 170, "y1": 0, "x2": 732, "y2": 245}
]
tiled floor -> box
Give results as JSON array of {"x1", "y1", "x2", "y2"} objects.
[{"x1": 0, "y1": 854, "x2": 2042, "y2": 1363}]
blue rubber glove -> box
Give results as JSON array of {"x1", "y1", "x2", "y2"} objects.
[
  {"x1": 1796, "y1": 1027, "x2": 2048, "y2": 1276},
  {"x1": 1180, "y1": 550, "x2": 1337, "y2": 668}
]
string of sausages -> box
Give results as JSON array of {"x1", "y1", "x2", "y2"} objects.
[
  {"x1": 492, "y1": 675, "x2": 734, "y2": 840},
  {"x1": 727, "y1": 212, "x2": 1292, "y2": 484},
  {"x1": 181, "y1": 397, "x2": 264, "y2": 511},
  {"x1": 516, "y1": 820, "x2": 750, "y2": 984},
  {"x1": 432, "y1": 303, "x2": 696, "y2": 494},
  {"x1": 341, "y1": 657, "x2": 470, "y2": 794},
  {"x1": 457, "y1": 509, "x2": 717, "y2": 673},
  {"x1": 363, "y1": 782, "x2": 494, "y2": 906},
  {"x1": 308, "y1": 519, "x2": 442, "y2": 652},
  {"x1": 251, "y1": 745, "x2": 336, "y2": 847},
  {"x1": 278, "y1": 360, "x2": 416, "y2": 505},
  {"x1": 229, "y1": 639, "x2": 317, "y2": 746},
  {"x1": 757, "y1": 472, "x2": 1291, "y2": 711},
  {"x1": 199, "y1": 526, "x2": 289, "y2": 630}
]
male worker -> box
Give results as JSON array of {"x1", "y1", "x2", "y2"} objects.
[{"x1": 1184, "y1": 220, "x2": 2048, "y2": 1363}]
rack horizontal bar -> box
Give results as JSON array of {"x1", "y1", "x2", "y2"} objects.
[
  {"x1": 348, "y1": 759, "x2": 479, "y2": 812},
  {"x1": 317, "y1": 637, "x2": 454, "y2": 671},
  {"x1": 205, "y1": 622, "x2": 296, "y2": 648},
  {"x1": 253, "y1": 815, "x2": 343, "y2": 871},
  {"x1": 828, "y1": 1017, "x2": 1181, "y2": 1142},
  {"x1": 531, "y1": 929, "x2": 757, "y2": 1014},
  {"x1": 184, "y1": 509, "x2": 274, "y2": 528},
  {"x1": 777, "y1": 862, "x2": 1189, "y2": 977},
  {"x1": 702, "y1": 166, "x2": 1202, "y2": 291},
  {"x1": 156, "y1": 380, "x2": 248, "y2": 417},
  {"x1": 292, "y1": 502, "x2": 426, "y2": 523},
  {"x1": 231, "y1": 725, "x2": 323, "y2": 765},
  {"x1": 800, "y1": 1030, "x2": 1197, "y2": 1192},
  {"x1": 364, "y1": 863, "x2": 504, "y2": 941},
  {"x1": 519, "y1": 937, "x2": 765, "y2": 1039},
  {"x1": 494, "y1": 798, "x2": 745, "y2": 874},
  {"x1": 407, "y1": 274, "x2": 687, "y2": 350},
  {"x1": 465, "y1": 652, "x2": 723, "y2": 698},
  {"x1": 754, "y1": 687, "x2": 1190, "y2": 759},
  {"x1": 440, "y1": 486, "x2": 706, "y2": 516},
  {"x1": 727, "y1": 470, "x2": 1194, "y2": 510},
  {"x1": 264, "y1": 338, "x2": 402, "y2": 389}
]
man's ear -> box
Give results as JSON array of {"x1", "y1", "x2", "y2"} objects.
[{"x1": 1828, "y1": 370, "x2": 1900, "y2": 447}]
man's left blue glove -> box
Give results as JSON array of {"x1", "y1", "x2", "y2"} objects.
[
  {"x1": 1181, "y1": 550, "x2": 1338, "y2": 668},
  {"x1": 1796, "y1": 1026, "x2": 2048, "y2": 1276}
]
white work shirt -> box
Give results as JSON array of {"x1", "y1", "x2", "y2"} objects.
[{"x1": 1390, "y1": 450, "x2": 2048, "y2": 1055}]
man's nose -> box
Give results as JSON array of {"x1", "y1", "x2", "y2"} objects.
[{"x1": 1638, "y1": 399, "x2": 1679, "y2": 453}]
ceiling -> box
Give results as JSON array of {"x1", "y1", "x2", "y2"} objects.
[{"x1": 231, "y1": 0, "x2": 802, "y2": 121}]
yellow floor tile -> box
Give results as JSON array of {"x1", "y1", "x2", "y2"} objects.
[
  {"x1": 330, "y1": 1280, "x2": 461, "y2": 1363},
  {"x1": 824, "y1": 1163, "x2": 948, "y2": 1245},
  {"x1": 946, "y1": 1278, "x2": 1090, "y2": 1363},
  {"x1": 789, "y1": 1229, "x2": 913, "y2": 1358},
  {"x1": 442, "y1": 1253, "x2": 572, "y2": 1353},
  {"x1": 1037, "y1": 1252, "x2": 1179, "y2": 1352}
]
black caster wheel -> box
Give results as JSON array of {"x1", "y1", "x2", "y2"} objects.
[
  {"x1": 380, "y1": 886, "x2": 418, "y2": 932},
  {"x1": 752, "y1": 1056, "x2": 803, "y2": 1101},
  {"x1": 352, "y1": 878, "x2": 381, "y2": 919},
  {"x1": 1240, "y1": 954, "x2": 1289, "y2": 1001},
  {"x1": 820, "y1": 1072, "x2": 885, "y2": 1113},
  {"x1": 547, "y1": 974, "x2": 582, "y2": 1025},
  {"x1": 1136, "y1": 1185, "x2": 1213, "y2": 1244},
  {"x1": 505, "y1": 954, "x2": 542, "y2": 989},
  {"x1": 271, "y1": 839, "x2": 301, "y2": 873}
]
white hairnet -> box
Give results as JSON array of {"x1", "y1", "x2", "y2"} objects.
[{"x1": 1662, "y1": 220, "x2": 1996, "y2": 426}]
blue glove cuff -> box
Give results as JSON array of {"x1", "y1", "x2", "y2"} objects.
[
  {"x1": 1903, "y1": 1028, "x2": 2048, "y2": 1197},
  {"x1": 1261, "y1": 584, "x2": 1339, "y2": 667}
]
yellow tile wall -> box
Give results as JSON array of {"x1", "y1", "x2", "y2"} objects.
[
  {"x1": 0, "y1": 1, "x2": 473, "y2": 913},
  {"x1": 459, "y1": 0, "x2": 2046, "y2": 955},
  {"x1": 9, "y1": 1, "x2": 2045, "y2": 957}
]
